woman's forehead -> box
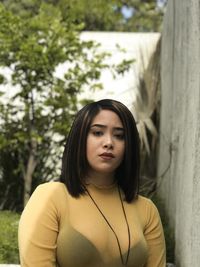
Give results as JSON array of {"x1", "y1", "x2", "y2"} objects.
[{"x1": 90, "y1": 109, "x2": 123, "y2": 127}]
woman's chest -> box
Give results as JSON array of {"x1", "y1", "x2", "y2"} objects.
[{"x1": 57, "y1": 195, "x2": 148, "y2": 267}]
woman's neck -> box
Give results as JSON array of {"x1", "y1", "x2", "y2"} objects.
[{"x1": 85, "y1": 171, "x2": 115, "y2": 187}]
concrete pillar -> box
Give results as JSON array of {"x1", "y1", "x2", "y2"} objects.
[{"x1": 157, "y1": 0, "x2": 200, "y2": 266}]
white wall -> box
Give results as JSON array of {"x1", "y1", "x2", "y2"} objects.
[
  {"x1": 80, "y1": 32, "x2": 160, "y2": 110},
  {"x1": 54, "y1": 32, "x2": 160, "y2": 110}
]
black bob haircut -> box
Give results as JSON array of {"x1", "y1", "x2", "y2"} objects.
[{"x1": 60, "y1": 99, "x2": 140, "y2": 202}]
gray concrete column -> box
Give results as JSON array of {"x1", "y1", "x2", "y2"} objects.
[{"x1": 157, "y1": 0, "x2": 200, "y2": 266}]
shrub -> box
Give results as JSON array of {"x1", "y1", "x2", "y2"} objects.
[{"x1": 0, "y1": 211, "x2": 20, "y2": 263}]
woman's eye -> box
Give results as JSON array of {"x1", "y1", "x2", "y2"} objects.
[
  {"x1": 93, "y1": 131, "x2": 103, "y2": 136},
  {"x1": 114, "y1": 133, "x2": 124, "y2": 140}
]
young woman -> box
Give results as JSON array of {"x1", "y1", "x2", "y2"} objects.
[{"x1": 18, "y1": 99, "x2": 166, "y2": 267}]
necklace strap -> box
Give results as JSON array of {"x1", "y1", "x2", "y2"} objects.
[
  {"x1": 85, "y1": 181, "x2": 117, "y2": 190},
  {"x1": 118, "y1": 186, "x2": 131, "y2": 265},
  {"x1": 85, "y1": 185, "x2": 131, "y2": 266}
]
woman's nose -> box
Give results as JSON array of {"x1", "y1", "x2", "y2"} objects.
[{"x1": 103, "y1": 135, "x2": 113, "y2": 149}]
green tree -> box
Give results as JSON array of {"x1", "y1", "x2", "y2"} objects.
[
  {"x1": 0, "y1": 3, "x2": 110, "y2": 209},
  {"x1": 1, "y1": 0, "x2": 166, "y2": 32},
  {"x1": 60, "y1": 0, "x2": 166, "y2": 32}
]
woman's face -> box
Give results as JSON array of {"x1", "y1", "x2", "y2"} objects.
[{"x1": 86, "y1": 109, "x2": 125, "y2": 178}]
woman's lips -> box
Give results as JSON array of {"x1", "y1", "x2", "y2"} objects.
[{"x1": 99, "y1": 153, "x2": 115, "y2": 160}]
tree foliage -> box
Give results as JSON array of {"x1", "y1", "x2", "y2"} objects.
[
  {"x1": 0, "y1": 2, "x2": 113, "y2": 210},
  {"x1": 1, "y1": 0, "x2": 166, "y2": 32},
  {"x1": 65, "y1": 0, "x2": 166, "y2": 32}
]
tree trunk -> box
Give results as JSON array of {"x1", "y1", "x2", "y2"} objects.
[{"x1": 23, "y1": 139, "x2": 37, "y2": 207}]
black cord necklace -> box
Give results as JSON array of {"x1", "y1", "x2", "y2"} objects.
[{"x1": 85, "y1": 185, "x2": 131, "y2": 266}]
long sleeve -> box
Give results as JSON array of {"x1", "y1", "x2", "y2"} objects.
[
  {"x1": 18, "y1": 183, "x2": 61, "y2": 267},
  {"x1": 143, "y1": 199, "x2": 166, "y2": 267}
]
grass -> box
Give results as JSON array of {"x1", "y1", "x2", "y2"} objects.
[{"x1": 0, "y1": 211, "x2": 20, "y2": 264}]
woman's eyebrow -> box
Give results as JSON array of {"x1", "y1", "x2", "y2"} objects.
[{"x1": 90, "y1": 124, "x2": 124, "y2": 131}]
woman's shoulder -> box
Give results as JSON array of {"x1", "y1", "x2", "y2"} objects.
[
  {"x1": 27, "y1": 182, "x2": 69, "y2": 209},
  {"x1": 22, "y1": 182, "x2": 69, "y2": 220},
  {"x1": 132, "y1": 195, "x2": 160, "y2": 224},
  {"x1": 133, "y1": 194, "x2": 154, "y2": 207},
  {"x1": 33, "y1": 181, "x2": 68, "y2": 198},
  {"x1": 35, "y1": 181, "x2": 67, "y2": 192}
]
